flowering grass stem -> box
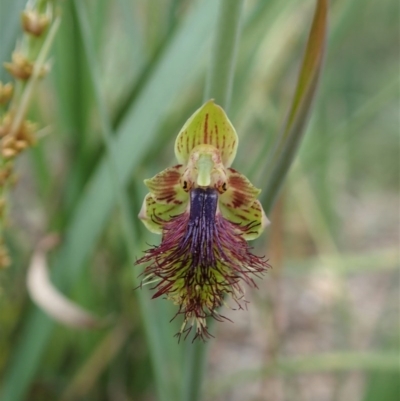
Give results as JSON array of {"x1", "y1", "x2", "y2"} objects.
[
  {"x1": 7, "y1": 17, "x2": 60, "y2": 138},
  {"x1": 0, "y1": 1, "x2": 60, "y2": 268}
]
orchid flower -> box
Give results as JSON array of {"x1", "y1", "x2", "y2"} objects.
[{"x1": 137, "y1": 100, "x2": 270, "y2": 341}]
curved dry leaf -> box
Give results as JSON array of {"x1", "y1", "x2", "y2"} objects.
[{"x1": 27, "y1": 235, "x2": 104, "y2": 329}]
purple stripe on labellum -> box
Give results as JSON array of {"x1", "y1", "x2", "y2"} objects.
[{"x1": 183, "y1": 188, "x2": 218, "y2": 269}]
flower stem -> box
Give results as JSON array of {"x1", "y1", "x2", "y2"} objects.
[
  {"x1": 182, "y1": 1, "x2": 244, "y2": 401},
  {"x1": 204, "y1": 0, "x2": 244, "y2": 112}
]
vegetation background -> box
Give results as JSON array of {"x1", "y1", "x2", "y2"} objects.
[{"x1": 0, "y1": 0, "x2": 398, "y2": 400}]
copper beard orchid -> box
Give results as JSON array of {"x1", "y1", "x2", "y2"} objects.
[{"x1": 137, "y1": 100, "x2": 270, "y2": 340}]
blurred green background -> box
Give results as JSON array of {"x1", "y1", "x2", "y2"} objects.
[{"x1": 0, "y1": 0, "x2": 399, "y2": 400}]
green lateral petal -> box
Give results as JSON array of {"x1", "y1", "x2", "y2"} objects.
[
  {"x1": 219, "y1": 199, "x2": 269, "y2": 241},
  {"x1": 144, "y1": 165, "x2": 187, "y2": 205},
  {"x1": 220, "y1": 168, "x2": 261, "y2": 208},
  {"x1": 174, "y1": 99, "x2": 238, "y2": 167},
  {"x1": 218, "y1": 168, "x2": 267, "y2": 240},
  {"x1": 139, "y1": 193, "x2": 188, "y2": 234}
]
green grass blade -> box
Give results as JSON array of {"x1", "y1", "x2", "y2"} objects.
[
  {"x1": 73, "y1": 1, "x2": 180, "y2": 399},
  {"x1": 204, "y1": 0, "x2": 244, "y2": 111},
  {"x1": 209, "y1": 352, "x2": 400, "y2": 397},
  {"x1": 262, "y1": 0, "x2": 328, "y2": 213}
]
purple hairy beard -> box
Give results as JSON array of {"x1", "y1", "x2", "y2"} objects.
[{"x1": 137, "y1": 188, "x2": 270, "y2": 341}]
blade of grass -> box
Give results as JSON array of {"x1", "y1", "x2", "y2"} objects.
[
  {"x1": 74, "y1": 1, "x2": 180, "y2": 399},
  {"x1": 298, "y1": 74, "x2": 399, "y2": 175},
  {"x1": 90, "y1": 0, "x2": 109, "y2": 53},
  {"x1": 209, "y1": 352, "x2": 400, "y2": 397},
  {"x1": 182, "y1": 2, "x2": 244, "y2": 401},
  {"x1": 261, "y1": 0, "x2": 328, "y2": 213},
  {"x1": 203, "y1": 0, "x2": 244, "y2": 109},
  {"x1": 116, "y1": 0, "x2": 145, "y2": 74},
  {"x1": 0, "y1": 2, "x2": 220, "y2": 400},
  {"x1": 111, "y1": 0, "x2": 182, "y2": 129},
  {"x1": 240, "y1": 0, "x2": 369, "y2": 182},
  {"x1": 60, "y1": 320, "x2": 131, "y2": 401},
  {"x1": 51, "y1": 1, "x2": 95, "y2": 212},
  {"x1": 8, "y1": 17, "x2": 61, "y2": 138},
  {"x1": 284, "y1": 247, "x2": 398, "y2": 275},
  {"x1": 362, "y1": 289, "x2": 400, "y2": 401}
]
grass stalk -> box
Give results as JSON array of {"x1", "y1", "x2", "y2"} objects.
[
  {"x1": 8, "y1": 17, "x2": 61, "y2": 137},
  {"x1": 203, "y1": 0, "x2": 244, "y2": 109},
  {"x1": 209, "y1": 351, "x2": 400, "y2": 397},
  {"x1": 262, "y1": 0, "x2": 328, "y2": 213},
  {"x1": 73, "y1": 2, "x2": 175, "y2": 400},
  {"x1": 182, "y1": 2, "x2": 244, "y2": 401}
]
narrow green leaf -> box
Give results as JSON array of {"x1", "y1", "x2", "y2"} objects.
[
  {"x1": 262, "y1": 0, "x2": 328, "y2": 213},
  {"x1": 287, "y1": 0, "x2": 327, "y2": 127},
  {"x1": 73, "y1": 1, "x2": 181, "y2": 399},
  {"x1": 204, "y1": 0, "x2": 244, "y2": 111},
  {"x1": 209, "y1": 352, "x2": 400, "y2": 397}
]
